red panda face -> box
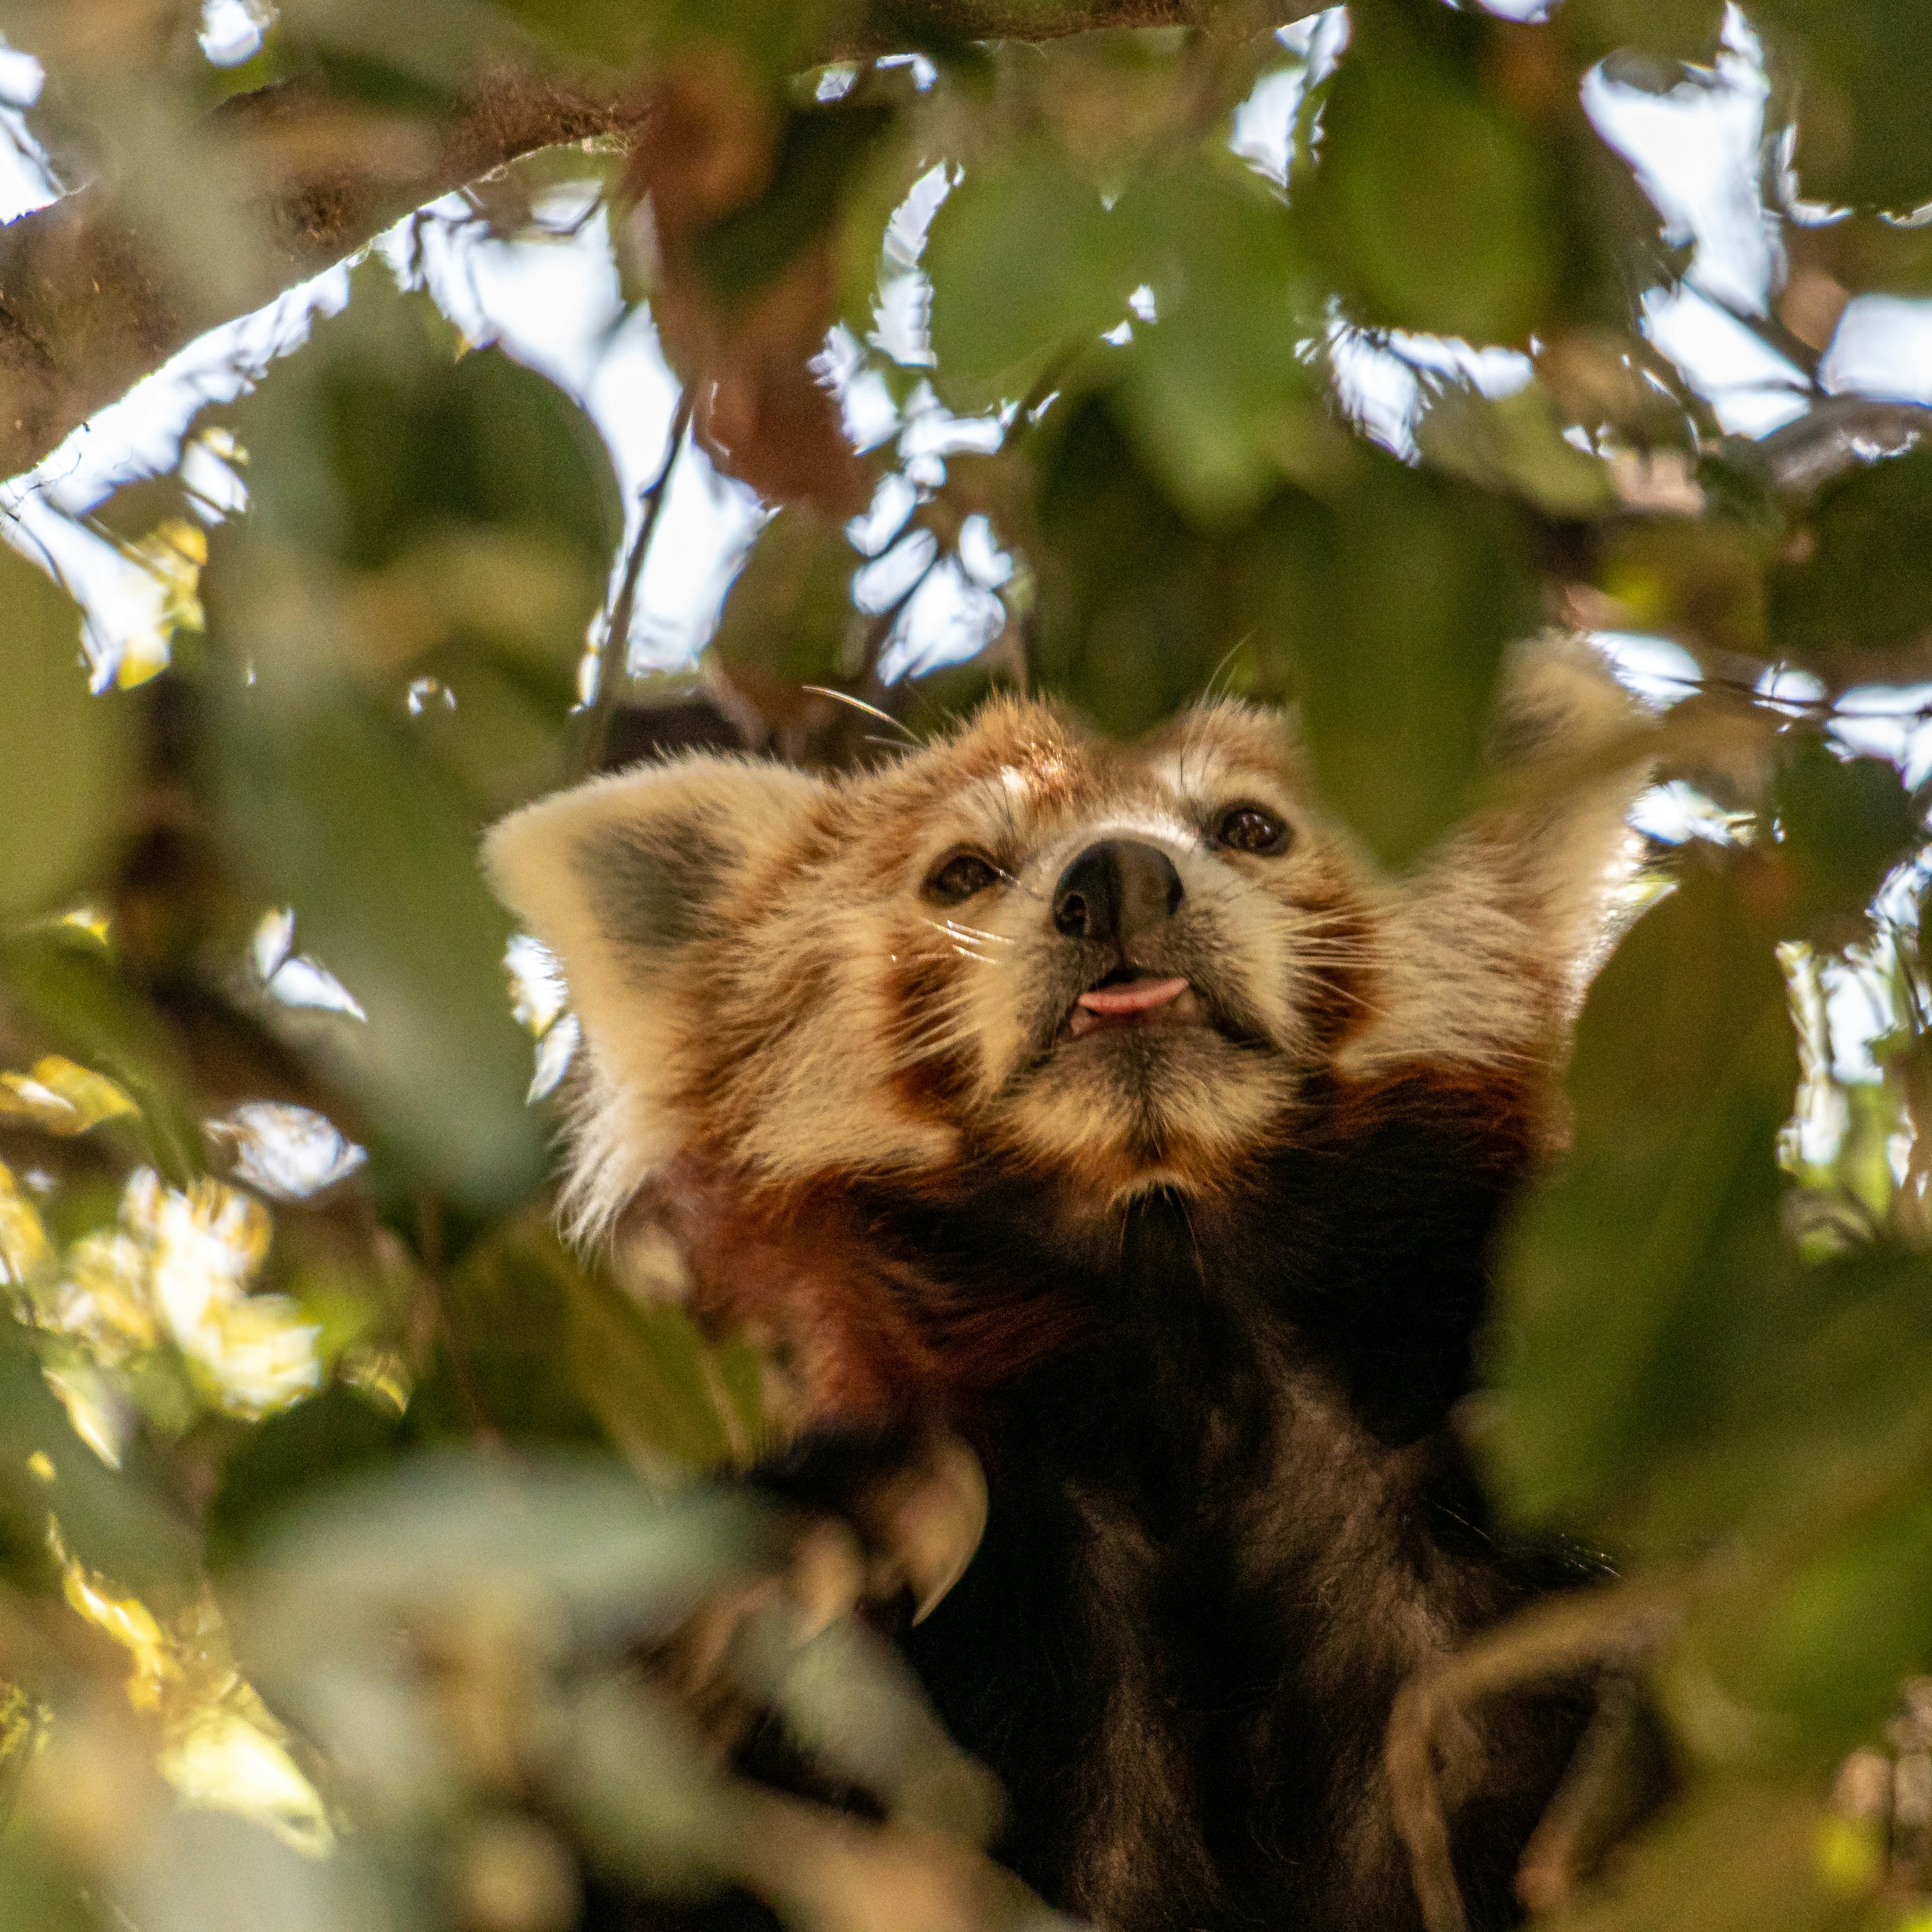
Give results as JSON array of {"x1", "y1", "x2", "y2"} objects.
[
  {"x1": 486, "y1": 647, "x2": 1647, "y2": 1237},
  {"x1": 849, "y1": 700, "x2": 1367, "y2": 1206}
]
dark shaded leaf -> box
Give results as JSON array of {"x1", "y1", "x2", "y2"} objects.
[
  {"x1": 698, "y1": 102, "x2": 894, "y2": 300},
  {"x1": 203, "y1": 1383, "x2": 408, "y2": 1570},
  {"x1": 1031, "y1": 397, "x2": 1279, "y2": 738},
  {"x1": 1769, "y1": 447, "x2": 1932, "y2": 662},
  {"x1": 0, "y1": 1318, "x2": 198, "y2": 1599},
  {"x1": 1755, "y1": 0, "x2": 1932, "y2": 213},
  {"x1": 0, "y1": 928, "x2": 203, "y2": 1187},
  {"x1": 1769, "y1": 736, "x2": 1922, "y2": 947},
  {"x1": 710, "y1": 508, "x2": 864, "y2": 694},
  {"x1": 1486, "y1": 853, "x2": 1800, "y2": 1548}
]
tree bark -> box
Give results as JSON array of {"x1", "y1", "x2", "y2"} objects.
[{"x1": 0, "y1": 0, "x2": 1322, "y2": 483}]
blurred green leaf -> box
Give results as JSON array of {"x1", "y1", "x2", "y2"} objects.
[
  {"x1": 1770, "y1": 737, "x2": 1923, "y2": 947},
  {"x1": 1032, "y1": 397, "x2": 1282, "y2": 737},
  {"x1": 201, "y1": 670, "x2": 547, "y2": 1213},
  {"x1": 0, "y1": 1838, "x2": 101, "y2": 1932},
  {"x1": 926, "y1": 143, "x2": 1124, "y2": 400},
  {"x1": 560, "y1": 1247, "x2": 768, "y2": 1481},
  {"x1": 203, "y1": 1384, "x2": 408, "y2": 1571},
  {"x1": 1555, "y1": 0, "x2": 1729, "y2": 78},
  {"x1": 1595, "y1": 514, "x2": 1768, "y2": 657},
  {"x1": 1755, "y1": 0, "x2": 1932, "y2": 213},
  {"x1": 0, "y1": 550, "x2": 134, "y2": 924},
  {"x1": 1769, "y1": 447, "x2": 1932, "y2": 662},
  {"x1": 1413, "y1": 378, "x2": 1618, "y2": 518},
  {"x1": 698, "y1": 102, "x2": 893, "y2": 299},
  {"x1": 0, "y1": 1319, "x2": 198, "y2": 1599},
  {"x1": 1110, "y1": 158, "x2": 1337, "y2": 523},
  {"x1": 1487, "y1": 854, "x2": 1800, "y2": 1548},
  {"x1": 1253, "y1": 449, "x2": 1541, "y2": 866},
  {"x1": 1682, "y1": 1473, "x2": 1932, "y2": 1758},
  {"x1": 0, "y1": 929, "x2": 202, "y2": 1187},
  {"x1": 1553, "y1": 1774, "x2": 1874, "y2": 1932},
  {"x1": 710, "y1": 508, "x2": 863, "y2": 693},
  {"x1": 1293, "y1": 0, "x2": 1557, "y2": 344}
]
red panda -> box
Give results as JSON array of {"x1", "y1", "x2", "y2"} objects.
[{"x1": 485, "y1": 638, "x2": 1651, "y2": 1932}]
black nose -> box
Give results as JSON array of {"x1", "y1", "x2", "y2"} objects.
[{"x1": 1052, "y1": 839, "x2": 1184, "y2": 944}]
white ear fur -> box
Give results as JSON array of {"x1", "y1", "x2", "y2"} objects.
[
  {"x1": 1342, "y1": 635, "x2": 1656, "y2": 1075},
  {"x1": 484, "y1": 754, "x2": 827, "y2": 1235}
]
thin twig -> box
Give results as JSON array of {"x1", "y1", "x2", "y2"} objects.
[
  {"x1": 1682, "y1": 276, "x2": 1823, "y2": 394},
  {"x1": 1385, "y1": 1583, "x2": 1683, "y2": 1932},
  {"x1": 577, "y1": 387, "x2": 695, "y2": 778}
]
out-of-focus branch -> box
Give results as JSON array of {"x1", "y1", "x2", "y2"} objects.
[
  {"x1": 0, "y1": 71, "x2": 646, "y2": 481},
  {"x1": 0, "y1": 0, "x2": 1323, "y2": 483}
]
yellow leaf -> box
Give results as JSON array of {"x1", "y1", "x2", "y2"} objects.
[
  {"x1": 0, "y1": 1162, "x2": 57, "y2": 1289},
  {"x1": 0, "y1": 1056, "x2": 139, "y2": 1135}
]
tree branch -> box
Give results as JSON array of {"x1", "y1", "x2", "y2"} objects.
[
  {"x1": 0, "y1": 0, "x2": 1322, "y2": 483},
  {"x1": 0, "y1": 70, "x2": 647, "y2": 481}
]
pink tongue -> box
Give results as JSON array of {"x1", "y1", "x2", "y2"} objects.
[{"x1": 1077, "y1": 977, "x2": 1190, "y2": 1015}]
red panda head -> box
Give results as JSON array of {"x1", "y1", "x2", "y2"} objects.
[{"x1": 486, "y1": 640, "x2": 1648, "y2": 1239}]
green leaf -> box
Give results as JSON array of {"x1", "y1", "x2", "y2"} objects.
[
  {"x1": 1551, "y1": 1774, "x2": 1873, "y2": 1932},
  {"x1": 0, "y1": 1839, "x2": 101, "y2": 1932},
  {"x1": 1553, "y1": 0, "x2": 1727, "y2": 83},
  {"x1": 697, "y1": 101, "x2": 894, "y2": 300},
  {"x1": 926, "y1": 143, "x2": 1125, "y2": 398},
  {"x1": 1252, "y1": 449, "x2": 1541, "y2": 867},
  {"x1": 1486, "y1": 854, "x2": 1802, "y2": 1549},
  {"x1": 1770, "y1": 737, "x2": 1922, "y2": 946},
  {"x1": 1293, "y1": 1, "x2": 1557, "y2": 344},
  {"x1": 0, "y1": 929, "x2": 203, "y2": 1187},
  {"x1": 1109, "y1": 158, "x2": 1337, "y2": 524},
  {"x1": 200, "y1": 672, "x2": 547, "y2": 1214},
  {"x1": 710, "y1": 508, "x2": 863, "y2": 693},
  {"x1": 1769, "y1": 447, "x2": 1932, "y2": 662},
  {"x1": 0, "y1": 1318, "x2": 199, "y2": 1600},
  {"x1": 202, "y1": 1384, "x2": 408, "y2": 1571},
  {"x1": 1755, "y1": 0, "x2": 1932, "y2": 213},
  {"x1": 1413, "y1": 378, "x2": 1618, "y2": 518},
  {"x1": 0, "y1": 549, "x2": 135, "y2": 923},
  {"x1": 1031, "y1": 398, "x2": 1280, "y2": 737}
]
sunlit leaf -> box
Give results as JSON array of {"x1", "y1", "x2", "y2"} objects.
[{"x1": 0, "y1": 1058, "x2": 140, "y2": 1137}]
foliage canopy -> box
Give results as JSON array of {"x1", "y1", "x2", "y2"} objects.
[{"x1": 6, "y1": 0, "x2": 1932, "y2": 1928}]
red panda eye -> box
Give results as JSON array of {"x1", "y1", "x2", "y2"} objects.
[
  {"x1": 926, "y1": 851, "x2": 1002, "y2": 902},
  {"x1": 1215, "y1": 806, "x2": 1290, "y2": 855}
]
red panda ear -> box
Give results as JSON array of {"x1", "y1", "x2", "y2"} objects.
[
  {"x1": 483, "y1": 754, "x2": 828, "y2": 1134},
  {"x1": 486, "y1": 753, "x2": 824, "y2": 971}
]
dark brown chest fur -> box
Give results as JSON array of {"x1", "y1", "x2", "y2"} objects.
[{"x1": 740, "y1": 1065, "x2": 1598, "y2": 1932}]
